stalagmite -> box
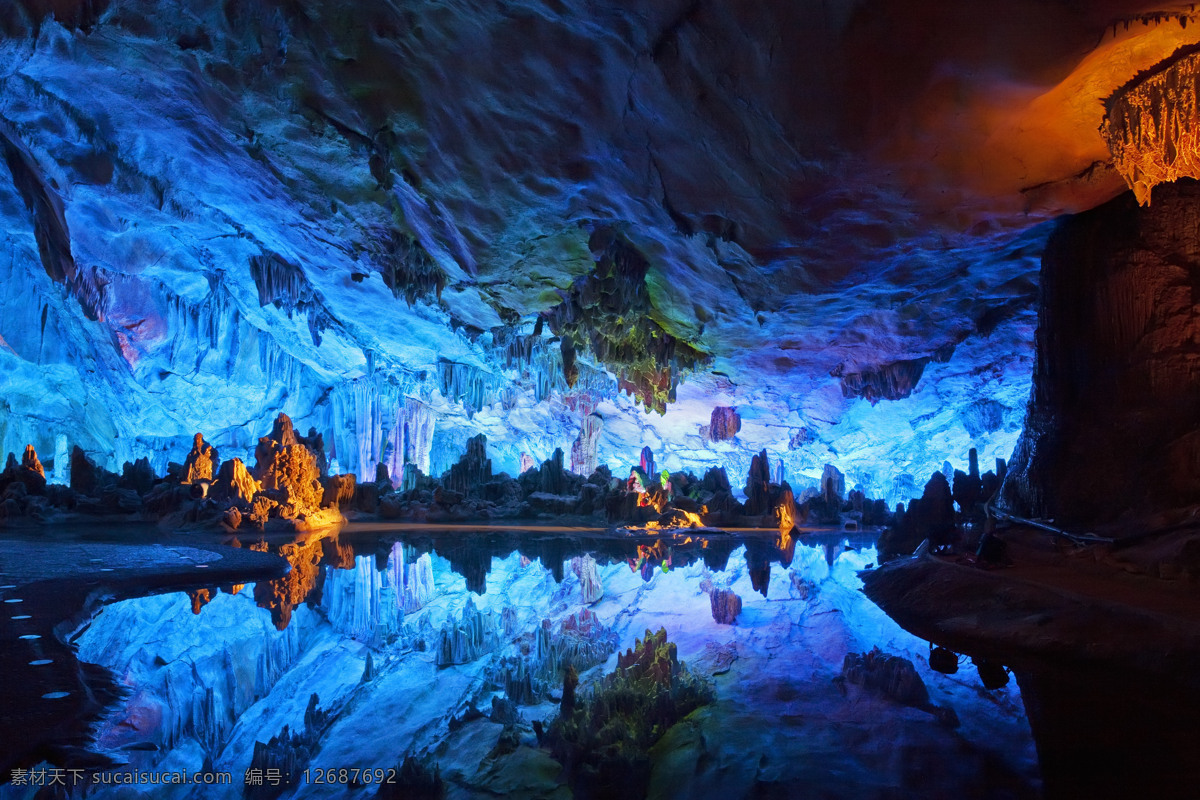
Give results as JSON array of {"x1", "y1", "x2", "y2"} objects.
[
  {"x1": 211, "y1": 458, "x2": 260, "y2": 505},
  {"x1": 443, "y1": 434, "x2": 492, "y2": 495},
  {"x1": 21, "y1": 445, "x2": 44, "y2": 478},
  {"x1": 181, "y1": 433, "x2": 218, "y2": 484}
]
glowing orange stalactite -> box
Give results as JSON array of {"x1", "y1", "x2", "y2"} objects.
[{"x1": 1103, "y1": 45, "x2": 1200, "y2": 204}]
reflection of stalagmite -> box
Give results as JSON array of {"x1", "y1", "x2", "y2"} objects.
[
  {"x1": 390, "y1": 544, "x2": 435, "y2": 613},
  {"x1": 253, "y1": 535, "x2": 326, "y2": 630},
  {"x1": 187, "y1": 588, "x2": 214, "y2": 615},
  {"x1": 571, "y1": 555, "x2": 604, "y2": 604},
  {"x1": 436, "y1": 596, "x2": 497, "y2": 666},
  {"x1": 776, "y1": 484, "x2": 796, "y2": 534}
]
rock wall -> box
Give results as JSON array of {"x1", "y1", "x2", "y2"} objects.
[{"x1": 1005, "y1": 180, "x2": 1200, "y2": 526}]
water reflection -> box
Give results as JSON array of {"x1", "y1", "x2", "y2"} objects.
[
  {"x1": 220, "y1": 527, "x2": 878, "y2": 630},
  {"x1": 63, "y1": 527, "x2": 1039, "y2": 800}
]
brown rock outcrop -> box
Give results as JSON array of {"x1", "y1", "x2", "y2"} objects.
[
  {"x1": 211, "y1": 458, "x2": 260, "y2": 506},
  {"x1": 261, "y1": 445, "x2": 323, "y2": 514},
  {"x1": 181, "y1": 433, "x2": 218, "y2": 484},
  {"x1": 21, "y1": 445, "x2": 44, "y2": 478},
  {"x1": 707, "y1": 406, "x2": 740, "y2": 441},
  {"x1": 709, "y1": 588, "x2": 742, "y2": 625},
  {"x1": 1004, "y1": 180, "x2": 1200, "y2": 526}
]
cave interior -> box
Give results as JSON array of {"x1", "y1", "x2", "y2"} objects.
[{"x1": 1, "y1": 1, "x2": 1200, "y2": 799}]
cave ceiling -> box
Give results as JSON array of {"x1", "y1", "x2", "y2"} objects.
[{"x1": 0, "y1": 0, "x2": 1195, "y2": 498}]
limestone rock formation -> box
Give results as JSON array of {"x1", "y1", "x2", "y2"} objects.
[
  {"x1": 436, "y1": 597, "x2": 498, "y2": 667},
  {"x1": 1102, "y1": 46, "x2": 1200, "y2": 205},
  {"x1": 120, "y1": 457, "x2": 156, "y2": 495},
  {"x1": 546, "y1": 627, "x2": 713, "y2": 799},
  {"x1": 544, "y1": 230, "x2": 707, "y2": 414},
  {"x1": 181, "y1": 433, "x2": 218, "y2": 484},
  {"x1": 821, "y1": 464, "x2": 846, "y2": 507},
  {"x1": 261, "y1": 446, "x2": 323, "y2": 514},
  {"x1": 709, "y1": 588, "x2": 742, "y2": 625},
  {"x1": 743, "y1": 450, "x2": 773, "y2": 516},
  {"x1": 20, "y1": 445, "x2": 43, "y2": 479},
  {"x1": 706, "y1": 407, "x2": 741, "y2": 441},
  {"x1": 211, "y1": 458, "x2": 260, "y2": 506},
  {"x1": 570, "y1": 555, "x2": 603, "y2": 605},
  {"x1": 69, "y1": 446, "x2": 117, "y2": 497},
  {"x1": 0, "y1": 446, "x2": 47, "y2": 497},
  {"x1": 443, "y1": 434, "x2": 492, "y2": 496},
  {"x1": 879, "y1": 471, "x2": 956, "y2": 559},
  {"x1": 841, "y1": 647, "x2": 929, "y2": 708},
  {"x1": 840, "y1": 647, "x2": 958, "y2": 728},
  {"x1": 321, "y1": 474, "x2": 357, "y2": 509},
  {"x1": 1004, "y1": 180, "x2": 1200, "y2": 526},
  {"x1": 569, "y1": 413, "x2": 604, "y2": 477},
  {"x1": 246, "y1": 694, "x2": 332, "y2": 800}
]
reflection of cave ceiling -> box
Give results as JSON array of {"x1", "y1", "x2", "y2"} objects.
[{"x1": 0, "y1": 0, "x2": 1196, "y2": 501}]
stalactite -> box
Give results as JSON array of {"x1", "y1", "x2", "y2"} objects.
[
  {"x1": 326, "y1": 375, "x2": 429, "y2": 481},
  {"x1": 1102, "y1": 44, "x2": 1200, "y2": 205},
  {"x1": 369, "y1": 226, "x2": 446, "y2": 305},
  {"x1": 543, "y1": 228, "x2": 708, "y2": 414},
  {"x1": 437, "y1": 358, "x2": 499, "y2": 419},
  {"x1": 835, "y1": 357, "x2": 931, "y2": 403},
  {"x1": 248, "y1": 251, "x2": 333, "y2": 345}
]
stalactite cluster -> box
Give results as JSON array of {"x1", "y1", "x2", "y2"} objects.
[
  {"x1": 249, "y1": 251, "x2": 331, "y2": 345},
  {"x1": 325, "y1": 376, "x2": 433, "y2": 480},
  {"x1": 437, "y1": 359, "x2": 500, "y2": 419},
  {"x1": 835, "y1": 357, "x2": 930, "y2": 404},
  {"x1": 367, "y1": 227, "x2": 445, "y2": 305},
  {"x1": 545, "y1": 229, "x2": 708, "y2": 414},
  {"x1": 493, "y1": 327, "x2": 615, "y2": 404},
  {"x1": 1102, "y1": 44, "x2": 1200, "y2": 205}
]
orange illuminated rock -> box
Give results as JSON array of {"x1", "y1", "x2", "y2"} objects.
[
  {"x1": 321, "y1": 473, "x2": 356, "y2": 509},
  {"x1": 181, "y1": 433, "x2": 218, "y2": 484},
  {"x1": 21, "y1": 445, "x2": 44, "y2": 478},
  {"x1": 1103, "y1": 45, "x2": 1200, "y2": 204},
  {"x1": 261, "y1": 444, "x2": 323, "y2": 514},
  {"x1": 187, "y1": 588, "x2": 214, "y2": 615},
  {"x1": 253, "y1": 536, "x2": 325, "y2": 629},
  {"x1": 211, "y1": 457, "x2": 259, "y2": 506}
]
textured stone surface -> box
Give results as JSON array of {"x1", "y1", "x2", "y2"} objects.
[
  {"x1": 1103, "y1": 45, "x2": 1200, "y2": 204},
  {"x1": 1005, "y1": 180, "x2": 1200, "y2": 526}
]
